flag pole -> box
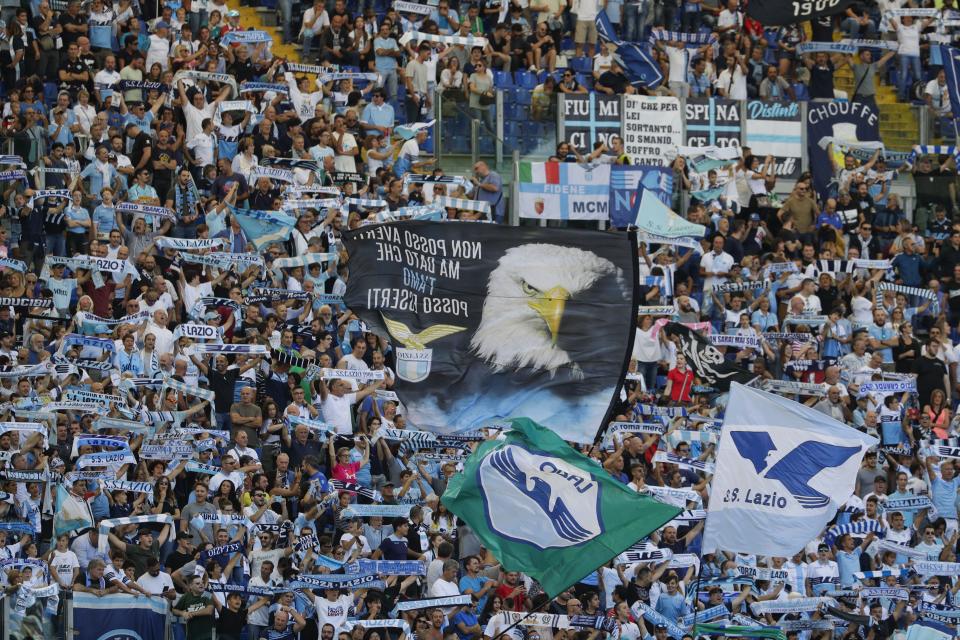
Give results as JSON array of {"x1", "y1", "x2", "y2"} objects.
[{"x1": 489, "y1": 594, "x2": 557, "y2": 640}]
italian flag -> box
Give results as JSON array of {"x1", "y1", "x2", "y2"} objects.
[{"x1": 518, "y1": 161, "x2": 560, "y2": 184}]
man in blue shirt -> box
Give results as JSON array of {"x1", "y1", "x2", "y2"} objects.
[
  {"x1": 891, "y1": 237, "x2": 926, "y2": 286},
  {"x1": 361, "y1": 90, "x2": 395, "y2": 138},
  {"x1": 377, "y1": 518, "x2": 421, "y2": 560},
  {"x1": 458, "y1": 556, "x2": 496, "y2": 614},
  {"x1": 373, "y1": 23, "x2": 401, "y2": 102},
  {"x1": 926, "y1": 457, "x2": 960, "y2": 522}
]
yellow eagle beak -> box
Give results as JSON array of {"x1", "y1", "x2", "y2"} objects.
[{"x1": 528, "y1": 286, "x2": 570, "y2": 345}]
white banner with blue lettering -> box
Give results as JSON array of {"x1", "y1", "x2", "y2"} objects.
[{"x1": 702, "y1": 382, "x2": 877, "y2": 556}]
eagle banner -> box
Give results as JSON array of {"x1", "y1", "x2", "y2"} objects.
[
  {"x1": 702, "y1": 383, "x2": 877, "y2": 556},
  {"x1": 664, "y1": 322, "x2": 755, "y2": 390},
  {"x1": 342, "y1": 222, "x2": 638, "y2": 443},
  {"x1": 444, "y1": 417, "x2": 681, "y2": 597}
]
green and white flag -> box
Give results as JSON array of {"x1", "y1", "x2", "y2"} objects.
[{"x1": 443, "y1": 418, "x2": 680, "y2": 597}]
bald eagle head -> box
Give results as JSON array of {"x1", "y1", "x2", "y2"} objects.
[{"x1": 470, "y1": 244, "x2": 627, "y2": 377}]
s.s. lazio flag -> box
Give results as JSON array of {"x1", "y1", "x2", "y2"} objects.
[
  {"x1": 74, "y1": 592, "x2": 167, "y2": 640},
  {"x1": 702, "y1": 383, "x2": 876, "y2": 556},
  {"x1": 443, "y1": 417, "x2": 680, "y2": 597},
  {"x1": 609, "y1": 165, "x2": 673, "y2": 229},
  {"x1": 229, "y1": 206, "x2": 297, "y2": 250},
  {"x1": 634, "y1": 190, "x2": 706, "y2": 238},
  {"x1": 906, "y1": 619, "x2": 955, "y2": 640}
]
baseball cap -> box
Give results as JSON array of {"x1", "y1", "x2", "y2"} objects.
[
  {"x1": 154, "y1": 20, "x2": 169, "y2": 30},
  {"x1": 749, "y1": 213, "x2": 760, "y2": 221},
  {"x1": 176, "y1": 531, "x2": 193, "y2": 540},
  {"x1": 227, "y1": 9, "x2": 240, "y2": 17}
]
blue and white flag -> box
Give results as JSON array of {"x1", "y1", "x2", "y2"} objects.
[
  {"x1": 634, "y1": 190, "x2": 706, "y2": 238},
  {"x1": 702, "y1": 383, "x2": 877, "y2": 556},
  {"x1": 74, "y1": 592, "x2": 167, "y2": 640},
  {"x1": 906, "y1": 618, "x2": 955, "y2": 640}
]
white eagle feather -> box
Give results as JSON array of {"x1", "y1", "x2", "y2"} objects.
[{"x1": 470, "y1": 244, "x2": 623, "y2": 376}]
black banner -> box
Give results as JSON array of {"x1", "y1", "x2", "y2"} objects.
[
  {"x1": 343, "y1": 222, "x2": 638, "y2": 443},
  {"x1": 746, "y1": 0, "x2": 853, "y2": 25},
  {"x1": 664, "y1": 323, "x2": 755, "y2": 390}
]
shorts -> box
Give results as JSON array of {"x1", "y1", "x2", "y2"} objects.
[{"x1": 575, "y1": 19, "x2": 597, "y2": 43}]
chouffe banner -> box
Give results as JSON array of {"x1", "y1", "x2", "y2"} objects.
[{"x1": 806, "y1": 100, "x2": 880, "y2": 200}]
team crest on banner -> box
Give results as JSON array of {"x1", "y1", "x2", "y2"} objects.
[
  {"x1": 444, "y1": 418, "x2": 680, "y2": 596},
  {"x1": 343, "y1": 223, "x2": 639, "y2": 443},
  {"x1": 609, "y1": 165, "x2": 673, "y2": 229},
  {"x1": 479, "y1": 444, "x2": 603, "y2": 549},
  {"x1": 703, "y1": 383, "x2": 877, "y2": 556}
]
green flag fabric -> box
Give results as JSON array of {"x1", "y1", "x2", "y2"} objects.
[
  {"x1": 443, "y1": 417, "x2": 681, "y2": 597},
  {"x1": 694, "y1": 624, "x2": 788, "y2": 640}
]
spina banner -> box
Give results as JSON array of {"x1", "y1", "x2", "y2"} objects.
[{"x1": 342, "y1": 222, "x2": 638, "y2": 443}]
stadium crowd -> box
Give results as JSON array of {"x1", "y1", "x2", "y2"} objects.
[{"x1": 0, "y1": 0, "x2": 956, "y2": 639}]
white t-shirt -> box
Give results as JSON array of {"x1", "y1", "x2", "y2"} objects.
[
  {"x1": 50, "y1": 549, "x2": 79, "y2": 586},
  {"x1": 314, "y1": 594, "x2": 353, "y2": 631},
  {"x1": 137, "y1": 570, "x2": 175, "y2": 595},
  {"x1": 182, "y1": 281, "x2": 214, "y2": 315},
  {"x1": 665, "y1": 45, "x2": 690, "y2": 84},
  {"x1": 146, "y1": 34, "x2": 171, "y2": 71},
  {"x1": 896, "y1": 21, "x2": 921, "y2": 56},
  {"x1": 339, "y1": 532, "x2": 372, "y2": 556},
  {"x1": 183, "y1": 101, "x2": 216, "y2": 141},
  {"x1": 716, "y1": 66, "x2": 748, "y2": 100},
  {"x1": 320, "y1": 391, "x2": 358, "y2": 435},
  {"x1": 334, "y1": 132, "x2": 359, "y2": 173}
]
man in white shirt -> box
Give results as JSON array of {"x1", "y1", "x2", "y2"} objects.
[
  {"x1": 227, "y1": 430, "x2": 260, "y2": 464},
  {"x1": 146, "y1": 309, "x2": 175, "y2": 356},
  {"x1": 137, "y1": 557, "x2": 176, "y2": 599},
  {"x1": 699, "y1": 234, "x2": 734, "y2": 315},
  {"x1": 178, "y1": 79, "x2": 230, "y2": 141},
  {"x1": 429, "y1": 559, "x2": 463, "y2": 609},
  {"x1": 316, "y1": 377, "x2": 381, "y2": 435},
  {"x1": 337, "y1": 338, "x2": 370, "y2": 372}
]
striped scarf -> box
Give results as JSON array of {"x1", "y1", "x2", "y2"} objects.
[
  {"x1": 155, "y1": 237, "x2": 225, "y2": 251},
  {"x1": 909, "y1": 144, "x2": 960, "y2": 169},
  {"x1": 240, "y1": 82, "x2": 289, "y2": 95},
  {"x1": 250, "y1": 166, "x2": 295, "y2": 184},
  {"x1": 824, "y1": 520, "x2": 886, "y2": 546},
  {"x1": 876, "y1": 282, "x2": 940, "y2": 313},
  {"x1": 329, "y1": 480, "x2": 382, "y2": 502},
  {"x1": 432, "y1": 196, "x2": 490, "y2": 215},
  {"x1": 399, "y1": 31, "x2": 488, "y2": 48},
  {"x1": 798, "y1": 42, "x2": 857, "y2": 54},
  {"x1": 272, "y1": 253, "x2": 338, "y2": 271},
  {"x1": 97, "y1": 514, "x2": 174, "y2": 552},
  {"x1": 649, "y1": 30, "x2": 717, "y2": 45},
  {"x1": 115, "y1": 202, "x2": 178, "y2": 220}
]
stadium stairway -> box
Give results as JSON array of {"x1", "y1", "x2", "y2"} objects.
[
  {"x1": 229, "y1": 2, "x2": 302, "y2": 62},
  {"x1": 833, "y1": 64, "x2": 918, "y2": 151}
]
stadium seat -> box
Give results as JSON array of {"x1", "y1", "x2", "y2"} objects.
[
  {"x1": 793, "y1": 82, "x2": 809, "y2": 101},
  {"x1": 576, "y1": 73, "x2": 594, "y2": 90},
  {"x1": 494, "y1": 70, "x2": 514, "y2": 89},
  {"x1": 570, "y1": 56, "x2": 592, "y2": 74},
  {"x1": 514, "y1": 70, "x2": 538, "y2": 89},
  {"x1": 43, "y1": 82, "x2": 58, "y2": 107},
  {"x1": 514, "y1": 88, "x2": 532, "y2": 105}
]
